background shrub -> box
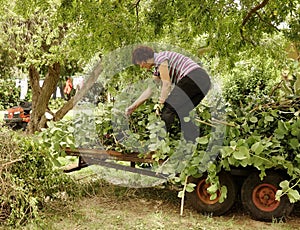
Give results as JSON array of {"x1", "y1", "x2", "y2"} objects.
[{"x1": 0, "y1": 79, "x2": 21, "y2": 110}]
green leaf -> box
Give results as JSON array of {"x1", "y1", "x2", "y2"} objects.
[
  {"x1": 291, "y1": 128, "x2": 300, "y2": 137},
  {"x1": 233, "y1": 146, "x2": 249, "y2": 160},
  {"x1": 207, "y1": 183, "x2": 218, "y2": 194},
  {"x1": 279, "y1": 180, "x2": 290, "y2": 191},
  {"x1": 265, "y1": 115, "x2": 274, "y2": 122},
  {"x1": 183, "y1": 116, "x2": 191, "y2": 122},
  {"x1": 161, "y1": 143, "x2": 170, "y2": 153},
  {"x1": 289, "y1": 138, "x2": 299, "y2": 150},
  {"x1": 251, "y1": 142, "x2": 264, "y2": 155},
  {"x1": 282, "y1": 81, "x2": 293, "y2": 95},
  {"x1": 275, "y1": 121, "x2": 289, "y2": 139},
  {"x1": 219, "y1": 185, "x2": 227, "y2": 203},
  {"x1": 51, "y1": 157, "x2": 61, "y2": 167},
  {"x1": 249, "y1": 116, "x2": 258, "y2": 123},
  {"x1": 187, "y1": 167, "x2": 198, "y2": 176},
  {"x1": 67, "y1": 126, "x2": 75, "y2": 133},
  {"x1": 177, "y1": 191, "x2": 184, "y2": 198},
  {"x1": 186, "y1": 183, "x2": 196, "y2": 193},
  {"x1": 287, "y1": 189, "x2": 300, "y2": 203},
  {"x1": 148, "y1": 143, "x2": 158, "y2": 151},
  {"x1": 196, "y1": 136, "x2": 209, "y2": 145},
  {"x1": 210, "y1": 193, "x2": 217, "y2": 200},
  {"x1": 50, "y1": 127, "x2": 62, "y2": 134},
  {"x1": 294, "y1": 74, "x2": 300, "y2": 95},
  {"x1": 149, "y1": 133, "x2": 157, "y2": 139},
  {"x1": 221, "y1": 146, "x2": 234, "y2": 157}
]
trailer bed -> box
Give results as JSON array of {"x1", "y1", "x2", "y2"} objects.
[{"x1": 63, "y1": 147, "x2": 168, "y2": 179}]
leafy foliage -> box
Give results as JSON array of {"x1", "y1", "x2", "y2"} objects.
[
  {"x1": 39, "y1": 57, "x2": 300, "y2": 207},
  {"x1": 222, "y1": 51, "x2": 284, "y2": 105},
  {"x1": 1, "y1": 0, "x2": 299, "y2": 133},
  {"x1": 210, "y1": 63, "x2": 300, "y2": 202},
  {"x1": 0, "y1": 127, "x2": 78, "y2": 226},
  {"x1": 0, "y1": 79, "x2": 21, "y2": 110},
  {"x1": 2, "y1": 0, "x2": 300, "y2": 217}
]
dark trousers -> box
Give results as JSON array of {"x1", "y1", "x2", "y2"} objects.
[{"x1": 161, "y1": 68, "x2": 211, "y2": 142}]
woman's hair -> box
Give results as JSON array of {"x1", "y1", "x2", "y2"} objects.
[{"x1": 132, "y1": 46, "x2": 154, "y2": 65}]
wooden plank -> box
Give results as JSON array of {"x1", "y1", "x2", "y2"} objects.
[{"x1": 64, "y1": 148, "x2": 154, "y2": 163}]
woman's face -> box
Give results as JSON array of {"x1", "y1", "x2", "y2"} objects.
[{"x1": 138, "y1": 60, "x2": 153, "y2": 70}]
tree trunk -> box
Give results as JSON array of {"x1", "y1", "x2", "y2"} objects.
[
  {"x1": 27, "y1": 59, "x2": 103, "y2": 133},
  {"x1": 27, "y1": 63, "x2": 60, "y2": 134}
]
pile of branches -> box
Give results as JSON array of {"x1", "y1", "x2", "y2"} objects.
[{"x1": 0, "y1": 128, "x2": 77, "y2": 226}]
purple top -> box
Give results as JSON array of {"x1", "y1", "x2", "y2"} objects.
[{"x1": 153, "y1": 51, "x2": 201, "y2": 83}]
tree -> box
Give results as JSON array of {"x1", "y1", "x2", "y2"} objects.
[
  {"x1": 0, "y1": 0, "x2": 299, "y2": 133},
  {"x1": 0, "y1": 0, "x2": 138, "y2": 133}
]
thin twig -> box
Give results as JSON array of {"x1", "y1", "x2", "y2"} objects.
[
  {"x1": 211, "y1": 118, "x2": 236, "y2": 127},
  {"x1": 255, "y1": 12, "x2": 280, "y2": 32},
  {"x1": 195, "y1": 119, "x2": 217, "y2": 128},
  {"x1": 269, "y1": 80, "x2": 283, "y2": 96},
  {"x1": 132, "y1": 0, "x2": 141, "y2": 32},
  {"x1": 180, "y1": 176, "x2": 188, "y2": 216},
  {"x1": 0, "y1": 158, "x2": 22, "y2": 169}
]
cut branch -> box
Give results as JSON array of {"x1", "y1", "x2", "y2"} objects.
[
  {"x1": 0, "y1": 158, "x2": 22, "y2": 169},
  {"x1": 195, "y1": 118, "x2": 217, "y2": 128}
]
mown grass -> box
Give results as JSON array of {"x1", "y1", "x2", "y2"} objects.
[
  {"x1": 0, "y1": 121, "x2": 299, "y2": 230},
  {"x1": 7, "y1": 167, "x2": 300, "y2": 230}
]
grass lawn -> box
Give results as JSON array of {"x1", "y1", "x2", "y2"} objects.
[{"x1": 8, "y1": 168, "x2": 300, "y2": 230}]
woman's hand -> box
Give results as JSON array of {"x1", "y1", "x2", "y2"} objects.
[{"x1": 154, "y1": 103, "x2": 164, "y2": 116}]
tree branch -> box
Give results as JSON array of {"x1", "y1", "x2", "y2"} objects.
[
  {"x1": 132, "y1": 0, "x2": 141, "y2": 32},
  {"x1": 255, "y1": 12, "x2": 280, "y2": 32},
  {"x1": 29, "y1": 65, "x2": 41, "y2": 104},
  {"x1": 242, "y1": 0, "x2": 270, "y2": 27},
  {"x1": 240, "y1": 0, "x2": 270, "y2": 45},
  {"x1": 132, "y1": 0, "x2": 141, "y2": 8}
]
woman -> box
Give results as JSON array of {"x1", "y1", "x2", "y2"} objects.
[{"x1": 125, "y1": 46, "x2": 211, "y2": 142}]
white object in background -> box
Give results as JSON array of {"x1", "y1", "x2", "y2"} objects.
[
  {"x1": 20, "y1": 78, "x2": 28, "y2": 100},
  {"x1": 73, "y1": 76, "x2": 84, "y2": 90}
]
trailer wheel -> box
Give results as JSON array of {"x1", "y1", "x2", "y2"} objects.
[
  {"x1": 20, "y1": 122, "x2": 28, "y2": 130},
  {"x1": 241, "y1": 171, "x2": 294, "y2": 221},
  {"x1": 187, "y1": 171, "x2": 237, "y2": 216}
]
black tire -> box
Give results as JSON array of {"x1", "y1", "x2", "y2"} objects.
[
  {"x1": 187, "y1": 171, "x2": 237, "y2": 216},
  {"x1": 20, "y1": 122, "x2": 28, "y2": 131},
  {"x1": 241, "y1": 171, "x2": 294, "y2": 221}
]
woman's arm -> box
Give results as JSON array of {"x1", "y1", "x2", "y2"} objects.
[
  {"x1": 158, "y1": 60, "x2": 171, "y2": 104},
  {"x1": 125, "y1": 86, "x2": 153, "y2": 116}
]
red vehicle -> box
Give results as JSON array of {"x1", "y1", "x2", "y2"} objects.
[{"x1": 3, "y1": 101, "x2": 31, "y2": 130}]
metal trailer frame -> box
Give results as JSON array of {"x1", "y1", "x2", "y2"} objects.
[{"x1": 63, "y1": 147, "x2": 169, "y2": 179}]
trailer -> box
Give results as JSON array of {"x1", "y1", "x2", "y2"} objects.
[
  {"x1": 63, "y1": 147, "x2": 168, "y2": 179},
  {"x1": 63, "y1": 147, "x2": 294, "y2": 221}
]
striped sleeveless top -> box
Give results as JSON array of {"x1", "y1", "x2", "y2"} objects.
[{"x1": 153, "y1": 51, "x2": 201, "y2": 84}]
